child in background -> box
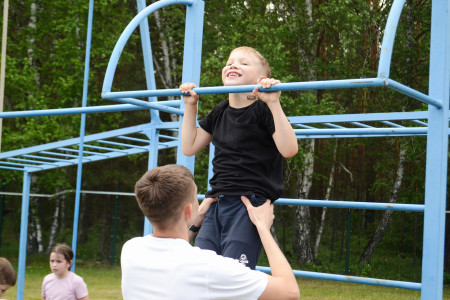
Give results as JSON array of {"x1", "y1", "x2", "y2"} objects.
[
  {"x1": 180, "y1": 46, "x2": 298, "y2": 269},
  {"x1": 42, "y1": 244, "x2": 89, "y2": 300},
  {"x1": 0, "y1": 257, "x2": 16, "y2": 298}
]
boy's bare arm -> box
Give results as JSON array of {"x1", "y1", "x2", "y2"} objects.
[
  {"x1": 241, "y1": 196, "x2": 300, "y2": 300},
  {"x1": 253, "y1": 78, "x2": 298, "y2": 158},
  {"x1": 180, "y1": 83, "x2": 212, "y2": 156}
]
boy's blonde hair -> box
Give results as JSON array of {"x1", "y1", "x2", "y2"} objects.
[
  {"x1": 231, "y1": 46, "x2": 271, "y2": 77},
  {"x1": 0, "y1": 257, "x2": 16, "y2": 286},
  {"x1": 135, "y1": 164, "x2": 196, "y2": 229}
]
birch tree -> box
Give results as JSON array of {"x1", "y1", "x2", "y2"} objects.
[
  {"x1": 313, "y1": 139, "x2": 338, "y2": 260},
  {"x1": 359, "y1": 140, "x2": 407, "y2": 264},
  {"x1": 293, "y1": 140, "x2": 315, "y2": 264}
]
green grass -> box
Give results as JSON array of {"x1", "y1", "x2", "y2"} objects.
[{"x1": 4, "y1": 259, "x2": 450, "y2": 299}]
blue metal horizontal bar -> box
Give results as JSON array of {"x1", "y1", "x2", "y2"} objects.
[
  {"x1": 57, "y1": 147, "x2": 109, "y2": 157},
  {"x1": 256, "y1": 267, "x2": 421, "y2": 290},
  {"x1": 149, "y1": 121, "x2": 181, "y2": 129},
  {"x1": 22, "y1": 154, "x2": 68, "y2": 162},
  {"x1": 293, "y1": 127, "x2": 427, "y2": 136},
  {"x1": 288, "y1": 111, "x2": 428, "y2": 124},
  {"x1": 104, "y1": 97, "x2": 184, "y2": 115},
  {"x1": 103, "y1": 78, "x2": 384, "y2": 99},
  {"x1": 296, "y1": 133, "x2": 424, "y2": 139},
  {"x1": 97, "y1": 140, "x2": 149, "y2": 150},
  {"x1": 159, "y1": 134, "x2": 178, "y2": 141},
  {"x1": 324, "y1": 122, "x2": 345, "y2": 129},
  {"x1": 274, "y1": 198, "x2": 424, "y2": 212},
  {"x1": 117, "y1": 136, "x2": 150, "y2": 144},
  {"x1": 198, "y1": 195, "x2": 422, "y2": 212},
  {"x1": 350, "y1": 122, "x2": 374, "y2": 128},
  {"x1": 385, "y1": 79, "x2": 442, "y2": 108},
  {"x1": 380, "y1": 120, "x2": 404, "y2": 128},
  {"x1": 412, "y1": 120, "x2": 428, "y2": 126},
  {"x1": 0, "y1": 104, "x2": 144, "y2": 119},
  {"x1": 83, "y1": 144, "x2": 129, "y2": 153},
  {"x1": 0, "y1": 161, "x2": 35, "y2": 167},
  {"x1": 295, "y1": 124, "x2": 316, "y2": 129},
  {"x1": 0, "y1": 166, "x2": 25, "y2": 171},
  {"x1": 8, "y1": 157, "x2": 58, "y2": 166},
  {"x1": 157, "y1": 141, "x2": 178, "y2": 149},
  {"x1": 40, "y1": 151, "x2": 81, "y2": 159}
]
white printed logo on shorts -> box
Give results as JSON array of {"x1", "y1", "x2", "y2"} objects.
[{"x1": 238, "y1": 254, "x2": 249, "y2": 266}]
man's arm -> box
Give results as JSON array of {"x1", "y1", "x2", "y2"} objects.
[
  {"x1": 180, "y1": 83, "x2": 212, "y2": 156},
  {"x1": 241, "y1": 196, "x2": 300, "y2": 300},
  {"x1": 253, "y1": 78, "x2": 298, "y2": 158},
  {"x1": 188, "y1": 197, "x2": 217, "y2": 242}
]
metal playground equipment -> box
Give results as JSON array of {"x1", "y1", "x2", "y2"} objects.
[{"x1": 0, "y1": 0, "x2": 448, "y2": 299}]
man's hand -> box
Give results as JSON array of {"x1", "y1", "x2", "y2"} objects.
[
  {"x1": 192, "y1": 197, "x2": 218, "y2": 227},
  {"x1": 252, "y1": 77, "x2": 281, "y2": 105},
  {"x1": 241, "y1": 196, "x2": 274, "y2": 231},
  {"x1": 188, "y1": 197, "x2": 217, "y2": 242},
  {"x1": 180, "y1": 83, "x2": 199, "y2": 105}
]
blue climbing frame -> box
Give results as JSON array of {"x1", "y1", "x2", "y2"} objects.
[{"x1": 0, "y1": 0, "x2": 448, "y2": 299}]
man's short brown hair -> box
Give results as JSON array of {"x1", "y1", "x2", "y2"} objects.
[
  {"x1": 231, "y1": 46, "x2": 271, "y2": 78},
  {"x1": 135, "y1": 164, "x2": 196, "y2": 228},
  {"x1": 0, "y1": 257, "x2": 16, "y2": 286}
]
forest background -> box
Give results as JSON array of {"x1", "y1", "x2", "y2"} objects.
[{"x1": 0, "y1": 0, "x2": 447, "y2": 285}]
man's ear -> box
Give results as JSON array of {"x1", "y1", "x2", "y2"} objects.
[{"x1": 184, "y1": 202, "x2": 193, "y2": 220}]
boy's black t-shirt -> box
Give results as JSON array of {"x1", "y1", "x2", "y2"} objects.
[{"x1": 198, "y1": 99, "x2": 283, "y2": 201}]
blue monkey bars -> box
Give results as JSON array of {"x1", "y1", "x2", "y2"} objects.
[{"x1": 0, "y1": 0, "x2": 449, "y2": 299}]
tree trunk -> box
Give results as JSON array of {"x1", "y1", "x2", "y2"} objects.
[
  {"x1": 28, "y1": 1, "x2": 40, "y2": 89},
  {"x1": 47, "y1": 196, "x2": 61, "y2": 253},
  {"x1": 359, "y1": 143, "x2": 406, "y2": 264},
  {"x1": 293, "y1": 139, "x2": 315, "y2": 265},
  {"x1": 152, "y1": 5, "x2": 179, "y2": 128},
  {"x1": 33, "y1": 199, "x2": 44, "y2": 253},
  {"x1": 313, "y1": 139, "x2": 338, "y2": 259},
  {"x1": 28, "y1": 198, "x2": 44, "y2": 253}
]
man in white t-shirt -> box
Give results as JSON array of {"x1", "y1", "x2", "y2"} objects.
[{"x1": 121, "y1": 164, "x2": 300, "y2": 300}]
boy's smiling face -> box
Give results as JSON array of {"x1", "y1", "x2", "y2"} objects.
[{"x1": 222, "y1": 49, "x2": 266, "y2": 86}]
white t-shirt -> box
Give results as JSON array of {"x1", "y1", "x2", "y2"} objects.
[
  {"x1": 41, "y1": 272, "x2": 88, "y2": 300},
  {"x1": 121, "y1": 235, "x2": 268, "y2": 300}
]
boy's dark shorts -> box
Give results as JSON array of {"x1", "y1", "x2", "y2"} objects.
[{"x1": 194, "y1": 194, "x2": 267, "y2": 270}]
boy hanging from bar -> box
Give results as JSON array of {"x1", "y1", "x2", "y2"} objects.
[{"x1": 180, "y1": 46, "x2": 298, "y2": 269}]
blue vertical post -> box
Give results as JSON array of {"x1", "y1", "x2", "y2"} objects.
[
  {"x1": 136, "y1": 0, "x2": 160, "y2": 122},
  {"x1": 176, "y1": 0, "x2": 204, "y2": 173},
  {"x1": 136, "y1": 0, "x2": 161, "y2": 236},
  {"x1": 143, "y1": 124, "x2": 159, "y2": 236},
  {"x1": 16, "y1": 171, "x2": 31, "y2": 300},
  {"x1": 420, "y1": 0, "x2": 450, "y2": 299},
  {"x1": 71, "y1": 0, "x2": 94, "y2": 272}
]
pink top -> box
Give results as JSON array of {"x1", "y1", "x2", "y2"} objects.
[{"x1": 42, "y1": 272, "x2": 88, "y2": 300}]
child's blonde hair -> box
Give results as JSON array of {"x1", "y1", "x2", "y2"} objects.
[{"x1": 231, "y1": 46, "x2": 271, "y2": 77}]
